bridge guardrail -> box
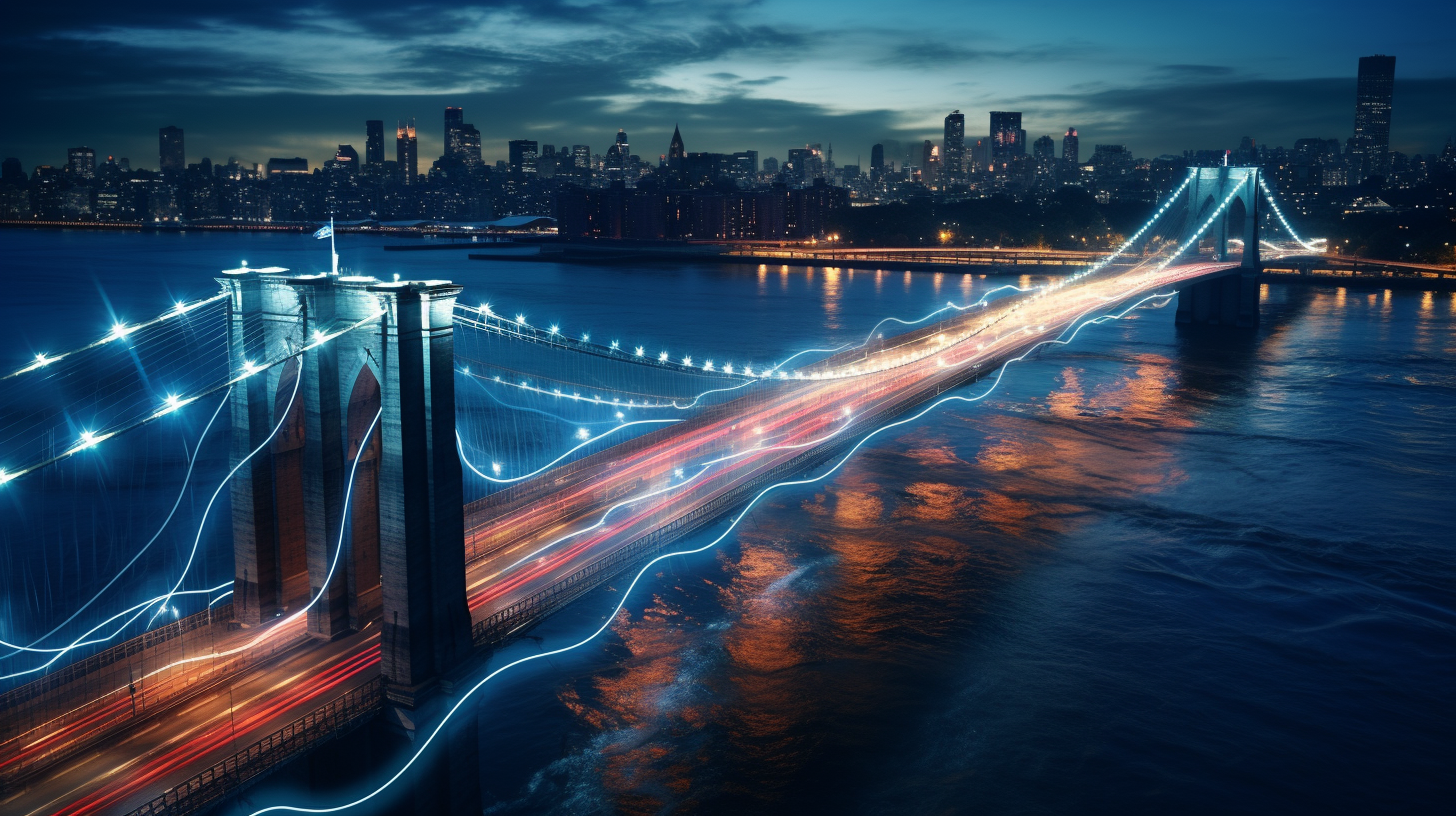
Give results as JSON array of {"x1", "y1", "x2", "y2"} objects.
[
  {"x1": 0, "y1": 603, "x2": 313, "y2": 790},
  {"x1": 125, "y1": 677, "x2": 384, "y2": 816}
]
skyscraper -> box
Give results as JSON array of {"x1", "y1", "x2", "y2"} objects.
[
  {"x1": 1352, "y1": 54, "x2": 1396, "y2": 179},
  {"x1": 870, "y1": 143, "x2": 885, "y2": 184},
  {"x1": 1033, "y1": 136, "x2": 1054, "y2": 161},
  {"x1": 943, "y1": 110, "x2": 965, "y2": 184},
  {"x1": 508, "y1": 139, "x2": 539, "y2": 174},
  {"x1": 989, "y1": 112, "x2": 1023, "y2": 162},
  {"x1": 572, "y1": 145, "x2": 591, "y2": 169},
  {"x1": 1062, "y1": 127, "x2": 1079, "y2": 166},
  {"x1": 333, "y1": 144, "x2": 359, "y2": 172},
  {"x1": 365, "y1": 120, "x2": 385, "y2": 165},
  {"x1": 158, "y1": 126, "x2": 184, "y2": 172},
  {"x1": 67, "y1": 147, "x2": 95, "y2": 179},
  {"x1": 459, "y1": 124, "x2": 482, "y2": 167},
  {"x1": 396, "y1": 119, "x2": 417, "y2": 183},
  {"x1": 444, "y1": 106, "x2": 464, "y2": 160}
]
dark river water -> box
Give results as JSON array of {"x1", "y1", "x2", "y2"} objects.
[{"x1": 1, "y1": 229, "x2": 1453, "y2": 814}]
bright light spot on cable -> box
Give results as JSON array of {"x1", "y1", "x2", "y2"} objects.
[
  {"x1": 174, "y1": 300, "x2": 190, "y2": 314},
  {"x1": 682, "y1": 356, "x2": 692, "y2": 367},
  {"x1": 163, "y1": 394, "x2": 181, "y2": 413},
  {"x1": 110, "y1": 322, "x2": 131, "y2": 340},
  {"x1": 549, "y1": 324, "x2": 559, "y2": 335},
  {"x1": 78, "y1": 430, "x2": 99, "y2": 449},
  {"x1": 481, "y1": 303, "x2": 492, "y2": 316},
  {"x1": 34, "y1": 353, "x2": 50, "y2": 366},
  {"x1": 615, "y1": 411, "x2": 624, "y2": 420},
  {"x1": 658, "y1": 351, "x2": 669, "y2": 362},
  {"x1": 634, "y1": 346, "x2": 644, "y2": 357},
  {"x1": 515, "y1": 314, "x2": 526, "y2": 325},
  {"x1": 491, "y1": 462, "x2": 501, "y2": 475},
  {"x1": 576, "y1": 428, "x2": 590, "y2": 440},
  {"x1": 0, "y1": 470, "x2": 11, "y2": 485},
  {"x1": 242, "y1": 360, "x2": 261, "y2": 376}
]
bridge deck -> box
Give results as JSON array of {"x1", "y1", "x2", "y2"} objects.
[{"x1": 8, "y1": 256, "x2": 1246, "y2": 815}]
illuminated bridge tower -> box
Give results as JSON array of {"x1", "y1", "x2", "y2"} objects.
[
  {"x1": 1175, "y1": 166, "x2": 1261, "y2": 328},
  {"x1": 220, "y1": 268, "x2": 470, "y2": 705}
]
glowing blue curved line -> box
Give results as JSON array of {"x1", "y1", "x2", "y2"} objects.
[
  {"x1": 669, "y1": 377, "x2": 762, "y2": 409},
  {"x1": 491, "y1": 414, "x2": 857, "y2": 576},
  {"x1": 0, "y1": 389, "x2": 232, "y2": 658},
  {"x1": 457, "y1": 419, "x2": 683, "y2": 484},
  {"x1": 208, "y1": 590, "x2": 234, "y2": 608},
  {"x1": 149, "y1": 371, "x2": 301, "y2": 626},
  {"x1": 0, "y1": 584, "x2": 231, "y2": 678},
  {"x1": 242, "y1": 286, "x2": 1179, "y2": 816}
]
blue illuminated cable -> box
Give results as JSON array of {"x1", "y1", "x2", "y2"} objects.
[
  {"x1": 457, "y1": 418, "x2": 683, "y2": 484},
  {"x1": 0, "y1": 388, "x2": 232, "y2": 657},
  {"x1": 242, "y1": 288, "x2": 1181, "y2": 816}
]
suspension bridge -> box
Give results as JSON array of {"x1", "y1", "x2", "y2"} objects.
[{"x1": 0, "y1": 168, "x2": 1337, "y2": 815}]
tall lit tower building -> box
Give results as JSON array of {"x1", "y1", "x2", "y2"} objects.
[
  {"x1": 365, "y1": 120, "x2": 385, "y2": 165},
  {"x1": 158, "y1": 125, "x2": 184, "y2": 172},
  {"x1": 67, "y1": 147, "x2": 96, "y2": 178},
  {"x1": 444, "y1": 106, "x2": 464, "y2": 160},
  {"x1": 667, "y1": 125, "x2": 686, "y2": 172},
  {"x1": 1351, "y1": 54, "x2": 1396, "y2": 179},
  {"x1": 396, "y1": 119, "x2": 418, "y2": 183},
  {"x1": 870, "y1": 143, "x2": 885, "y2": 184},
  {"x1": 989, "y1": 112, "x2": 1023, "y2": 162},
  {"x1": 1062, "y1": 127, "x2": 1079, "y2": 166},
  {"x1": 943, "y1": 110, "x2": 965, "y2": 184}
]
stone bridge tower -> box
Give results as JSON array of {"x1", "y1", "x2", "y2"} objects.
[
  {"x1": 220, "y1": 268, "x2": 469, "y2": 705},
  {"x1": 1175, "y1": 166, "x2": 1261, "y2": 328}
]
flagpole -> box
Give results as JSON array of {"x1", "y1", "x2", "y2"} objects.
[{"x1": 330, "y1": 216, "x2": 338, "y2": 276}]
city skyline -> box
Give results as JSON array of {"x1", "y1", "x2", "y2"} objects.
[{"x1": 4, "y1": 1, "x2": 1454, "y2": 170}]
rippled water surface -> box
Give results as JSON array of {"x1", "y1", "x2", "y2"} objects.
[{"x1": 2, "y1": 230, "x2": 1453, "y2": 814}]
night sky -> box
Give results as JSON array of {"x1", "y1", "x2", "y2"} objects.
[{"x1": 5, "y1": 0, "x2": 1454, "y2": 171}]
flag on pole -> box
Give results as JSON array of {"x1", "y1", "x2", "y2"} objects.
[{"x1": 313, "y1": 224, "x2": 334, "y2": 240}]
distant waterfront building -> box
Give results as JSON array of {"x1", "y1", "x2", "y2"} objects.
[
  {"x1": 266, "y1": 157, "x2": 310, "y2": 176},
  {"x1": 396, "y1": 119, "x2": 418, "y2": 183},
  {"x1": 1062, "y1": 127, "x2": 1079, "y2": 165},
  {"x1": 159, "y1": 126, "x2": 184, "y2": 172},
  {"x1": 508, "y1": 139, "x2": 539, "y2": 174},
  {"x1": 989, "y1": 112, "x2": 1024, "y2": 162},
  {"x1": 365, "y1": 120, "x2": 385, "y2": 165},
  {"x1": 762, "y1": 156, "x2": 780, "y2": 175},
  {"x1": 943, "y1": 110, "x2": 965, "y2": 184},
  {"x1": 572, "y1": 145, "x2": 591, "y2": 169},
  {"x1": 1351, "y1": 54, "x2": 1396, "y2": 179},
  {"x1": 1033, "y1": 135, "x2": 1055, "y2": 161},
  {"x1": 67, "y1": 147, "x2": 95, "y2": 179}
]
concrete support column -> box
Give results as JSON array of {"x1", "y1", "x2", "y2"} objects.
[{"x1": 375, "y1": 282, "x2": 470, "y2": 705}]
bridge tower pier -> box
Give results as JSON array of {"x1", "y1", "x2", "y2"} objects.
[
  {"x1": 221, "y1": 269, "x2": 470, "y2": 706},
  {"x1": 1175, "y1": 166, "x2": 1262, "y2": 329}
]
